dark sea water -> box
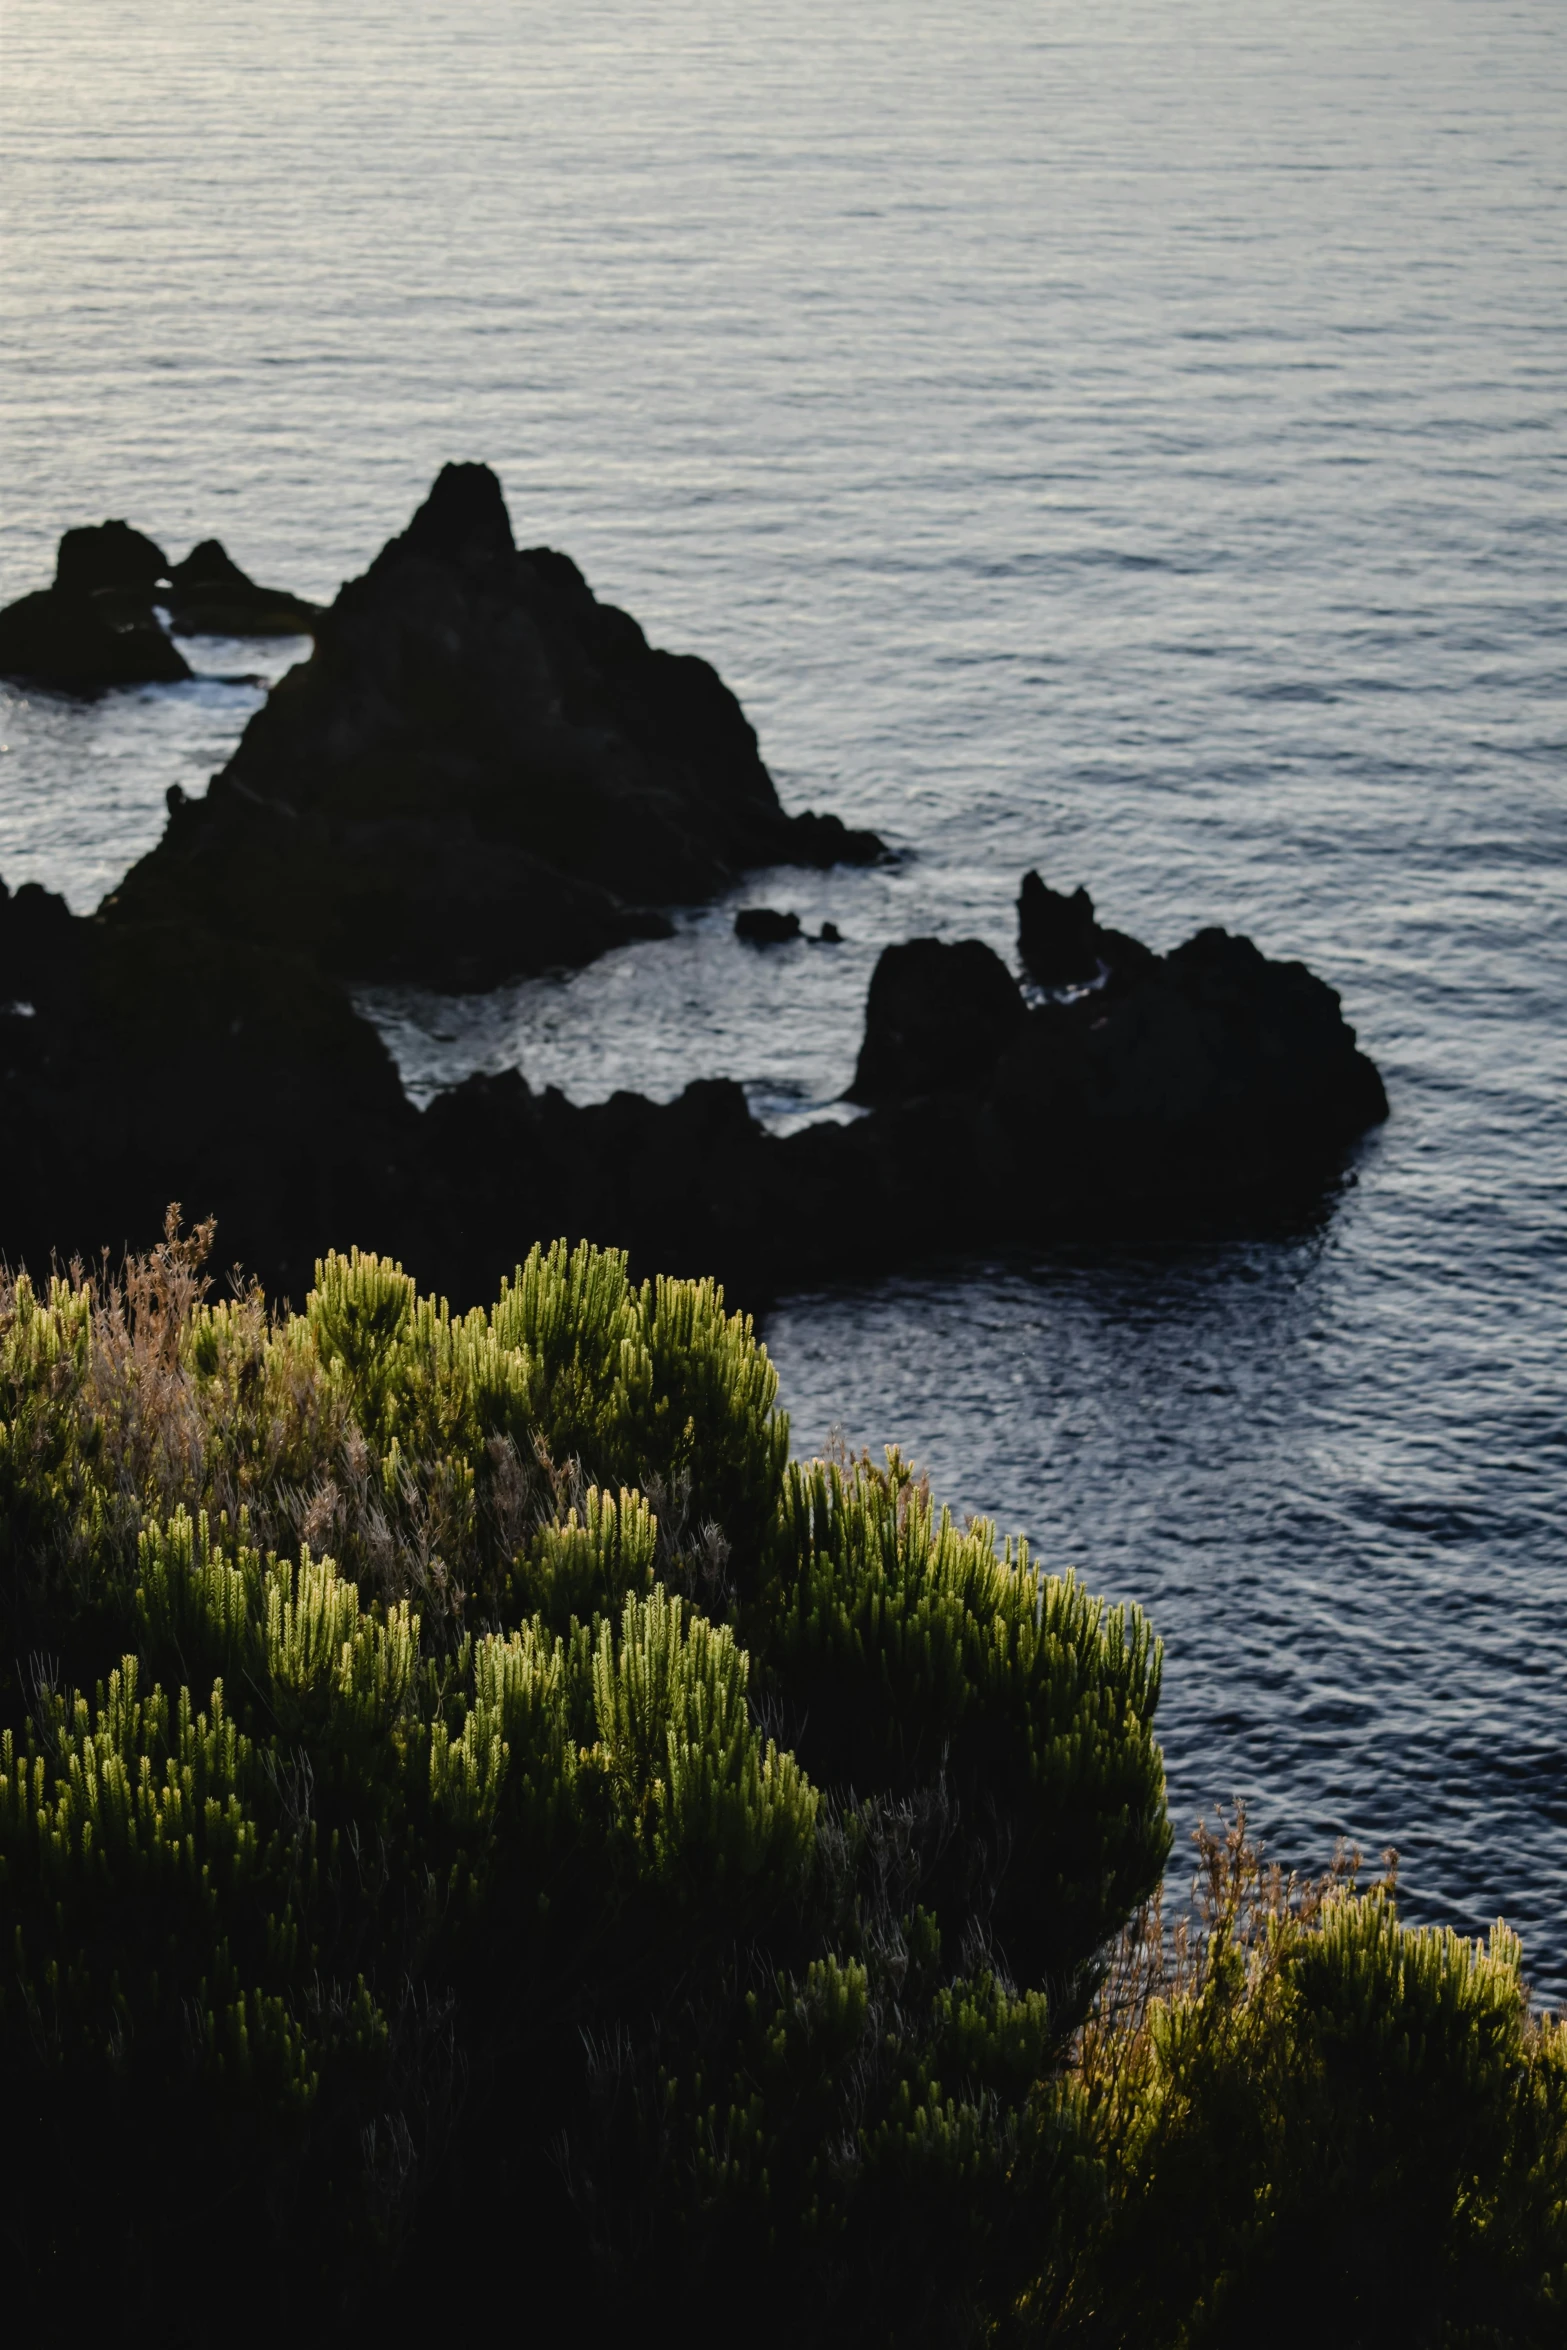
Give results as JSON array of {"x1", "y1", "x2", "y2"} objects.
[{"x1": 2, "y1": 2, "x2": 1563, "y2": 1991}]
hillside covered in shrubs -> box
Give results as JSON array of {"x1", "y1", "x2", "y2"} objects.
[{"x1": 0, "y1": 1220, "x2": 1560, "y2": 2339}]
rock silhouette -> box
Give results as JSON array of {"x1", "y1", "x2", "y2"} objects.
[
  {"x1": 736, "y1": 908, "x2": 804, "y2": 945},
  {"x1": 1, "y1": 840, "x2": 1387, "y2": 1313},
  {"x1": 0, "y1": 515, "x2": 322, "y2": 694},
  {"x1": 166, "y1": 540, "x2": 321, "y2": 637},
  {"x1": 1016, "y1": 869, "x2": 1159, "y2": 991},
  {"x1": 0, "y1": 514, "x2": 191, "y2": 691},
  {"x1": 1017, "y1": 871, "x2": 1101, "y2": 985},
  {"x1": 0, "y1": 588, "x2": 191, "y2": 693},
  {"x1": 54, "y1": 521, "x2": 170, "y2": 598},
  {"x1": 105, "y1": 464, "x2": 886, "y2": 990},
  {"x1": 874, "y1": 913, "x2": 1387, "y2": 1208},
  {"x1": 848, "y1": 938, "x2": 1027, "y2": 1105},
  {"x1": 0, "y1": 475, "x2": 1387, "y2": 1301}
]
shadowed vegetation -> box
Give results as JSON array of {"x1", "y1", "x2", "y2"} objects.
[{"x1": 0, "y1": 1218, "x2": 1559, "y2": 2339}]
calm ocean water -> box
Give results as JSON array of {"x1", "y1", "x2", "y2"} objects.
[{"x1": 2, "y1": 1, "x2": 1563, "y2": 1990}]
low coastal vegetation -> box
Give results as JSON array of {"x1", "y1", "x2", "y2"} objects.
[{"x1": 1, "y1": 1220, "x2": 1560, "y2": 2338}]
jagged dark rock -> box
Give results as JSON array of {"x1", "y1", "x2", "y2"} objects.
[
  {"x1": 0, "y1": 517, "x2": 328, "y2": 690},
  {"x1": 0, "y1": 588, "x2": 191, "y2": 694},
  {"x1": 0, "y1": 874, "x2": 412, "y2": 1298},
  {"x1": 0, "y1": 877, "x2": 75, "y2": 1004},
  {"x1": 0, "y1": 519, "x2": 193, "y2": 695},
  {"x1": 848, "y1": 937, "x2": 1028, "y2": 1105},
  {"x1": 0, "y1": 867, "x2": 1387, "y2": 1307},
  {"x1": 104, "y1": 464, "x2": 886, "y2": 991},
  {"x1": 736, "y1": 907, "x2": 803, "y2": 945},
  {"x1": 990, "y1": 920, "x2": 1390, "y2": 1184},
  {"x1": 857, "y1": 911, "x2": 1387, "y2": 1223},
  {"x1": 1018, "y1": 871, "x2": 1100, "y2": 985},
  {"x1": 166, "y1": 540, "x2": 321, "y2": 637},
  {"x1": 1016, "y1": 869, "x2": 1160, "y2": 991},
  {"x1": 781, "y1": 810, "x2": 882, "y2": 867},
  {"x1": 1, "y1": 520, "x2": 190, "y2": 693},
  {"x1": 54, "y1": 521, "x2": 169, "y2": 598}
]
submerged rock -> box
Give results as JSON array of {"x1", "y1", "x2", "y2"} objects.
[
  {"x1": 166, "y1": 540, "x2": 321, "y2": 637},
  {"x1": 106, "y1": 463, "x2": 886, "y2": 990}
]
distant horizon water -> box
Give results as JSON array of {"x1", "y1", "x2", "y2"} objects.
[{"x1": 3, "y1": 1, "x2": 1564, "y2": 1992}]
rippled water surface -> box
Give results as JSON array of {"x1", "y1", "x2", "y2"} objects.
[{"x1": 2, "y1": 1, "x2": 1564, "y2": 1989}]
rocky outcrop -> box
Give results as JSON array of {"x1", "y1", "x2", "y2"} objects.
[
  {"x1": 0, "y1": 517, "x2": 192, "y2": 693},
  {"x1": 0, "y1": 875, "x2": 413, "y2": 1297},
  {"x1": 1, "y1": 846, "x2": 1387, "y2": 1312},
  {"x1": 1018, "y1": 872, "x2": 1100, "y2": 985},
  {"x1": 0, "y1": 482, "x2": 1386, "y2": 1300},
  {"x1": 54, "y1": 521, "x2": 170, "y2": 599},
  {"x1": 166, "y1": 540, "x2": 321, "y2": 637},
  {"x1": 848, "y1": 938, "x2": 1027, "y2": 1104},
  {"x1": 852, "y1": 896, "x2": 1387, "y2": 1226},
  {"x1": 991, "y1": 924, "x2": 1388, "y2": 1177},
  {"x1": 0, "y1": 520, "x2": 327, "y2": 694},
  {"x1": 104, "y1": 464, "x2": 885, "y2": 991},
  {"x1": 1017, "y1": 870, "x2": 1158, "y2": 990},
  {"x1": 0, "y1": 590, "x2": 191, "y2": 693},
  {"x1": 736, "y1": 908, "x2": 803, "y2": 944},
  {"x1": 0, "y1": 877, "x2": 76, "y2": 1005},
  {"x1": 735, "y1": 909, "x2": 843, "y2": 945}
]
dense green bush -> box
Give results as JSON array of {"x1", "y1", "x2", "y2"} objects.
[
  {"x1": 1065, "y1": 1820, "x2": 1567, "y2": 2346},
  {"x1": 0, "y1": 1221, "x2": 1559, "y2": 2339}
]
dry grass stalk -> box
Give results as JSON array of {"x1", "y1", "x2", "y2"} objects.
[{"x1": 1075, "y1": 1804, "x2": 1396, "y2": 2098}]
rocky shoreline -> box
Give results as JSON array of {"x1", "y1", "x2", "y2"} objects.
[{"x1": 0, "y1": 468, "x2": 1387, "y2": 1307}]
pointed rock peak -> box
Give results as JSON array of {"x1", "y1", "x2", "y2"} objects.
[
  {"x1": 170, "y1": 538, "x2": 251, "y2": 591},
  {"x1": 399, "y1": 462, "x2": 516, "y2": 575},
  {"x1": 1018, "y1": 869, "x2": 1100, "y2": 987}
]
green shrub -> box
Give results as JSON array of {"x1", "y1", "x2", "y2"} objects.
[
  {"x1": 507, "y1": 1480, "x2": 658, "y2": 1628},
  {"x1": 0, "y1": 1226, "x2": 1558, "y2": 2341},
  {"x1": 763, "y1": 1448, "x2": 1170, "y2": 1986},
  {"x1": 1054, "y1": 1818, "x2": 1567, "y2": 2347}
]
